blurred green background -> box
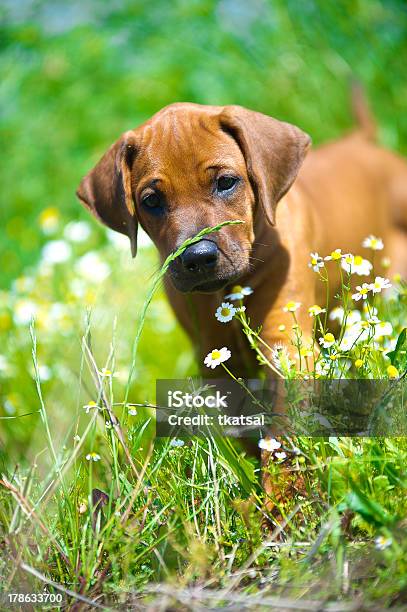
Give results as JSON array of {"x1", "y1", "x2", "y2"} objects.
[
  {"x1": 1, "y1": 0, "x2": 407, "y2": 463},
  {"x1": 1, "y1": 0, "x2": 407, "y2": 284}
]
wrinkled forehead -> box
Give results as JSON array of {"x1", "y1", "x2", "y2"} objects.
[{"x1": 134, "y1": 106, "x2": 244, "y2": 177}]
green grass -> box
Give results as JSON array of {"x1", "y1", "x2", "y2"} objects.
[
  {"x1": 3, "y1": 435, "x2": 407, "y2": 608},
  {"x1": 1, "y1": 221, "x2": 406, "y2": 608}
]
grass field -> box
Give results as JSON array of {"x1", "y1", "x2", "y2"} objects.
[{"x1": 1, "y1": 1, "x2": 407, "y2": 609}]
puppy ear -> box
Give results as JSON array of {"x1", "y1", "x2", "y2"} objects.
[
  {"x1": 76, "y1": 131, "x2": 138, "y2": 257},
  {"x1": 219, "y1": 106, "x2": 311, "y2": 225}
]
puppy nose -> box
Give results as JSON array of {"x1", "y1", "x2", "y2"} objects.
[{"x1": 180, "y1": 239, "x2": 219, "y2": 272}]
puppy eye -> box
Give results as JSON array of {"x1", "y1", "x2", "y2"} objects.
[
  {"x1": 142, "y1": 193, "x2": 162, "y2": 212},
  {"x1": 216, "y1": 175, "x2": 239, "y2": 193}
]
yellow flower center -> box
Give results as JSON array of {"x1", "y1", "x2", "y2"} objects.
[
  {"x1": 39, "y1": 207, "x2": 59, "y2": 225},
  {"x1": 331, "y1": 250, "x2": 341, "y2": 260},
  {"x1": 309, "y1": 304, "x2": 322, "y2": 314},
  {"x1": 355, "y1": 359, "x2": 363, "y2": 368},
  {"x1": 324, "y1": 333, "x2": 335, "y2": 343},
  {"x1": 221, "y1": 308, "x2": 231, "y2": 317},
  {"x1": 387, "y1": 365, "x2": 399, "y2": 379},
  {"x1": 231, "y1": 285, "x2": 242, "y2": 293},
  {"x1": 211, "y1": 350, "x2": 221, "y2": 360},
  {"x1": 354, "y1": 255, "x2": 363, "y2": 266}
]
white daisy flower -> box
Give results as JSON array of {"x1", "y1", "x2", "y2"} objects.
[
  {"x1": 374, "y1": 535, "x2": 392, "y2": 550},
  {"x1": 344, "y1": 323, "x2": 369, "y2": 345},
  {"x1": 38, "y1": 207, "x2": 60, "y2": 235},
  {"x1": 363, "y1": 235, "x2": 384, "y2": 251},
  {"x1": 275, "y1": 451, "x2": 287, "y2": 460},
  {"x1": 128, "y1": 408, "x2": 137, "y2": 416},
  {"x1": 324, "y1": 248, "x2": 343, "y2": 261},
  {"x1": 329, "y1": 308, "x2": 362, "y2": 328},
  {"x1": 224, "y1": 285, "x2": 253, "y2": 300},
  {"x1": 352, "y1": 283, "x2": 372, "y2": 301},
  {"x1": 215, "y1": 302, "x2": 236, "y2": 323},
  {"x1": 361, "y1": 313, "x2": 380, "y2": 327},
  {"x1": 341, "y1": 254, "x2": 372, "y2": 276},
  {"x1": 315, "y1": 359, "x2": 330, "y2": 376},
  {"x1": 339, "y1": 336, "x2": 356, "y2": 352},
  {"x1": 309, "y1": 252, "x2": 325, "y2": 272},
  {"x1": 38, "y1": 365, "x2": 52, "y2": 381},
  {"x1": 41, "y1": 240, "x2": 72, "y2": 265},
  {"x1": 308, "y1": 304, "x2": 326, "y2": 317},
  {"x1": 329, "y1": 306, "x2": 345, "y2": 323},
  {"x1": 369, "y1": 276, "x2": 392, "y2": 294},
  {"x1": 86, "y1": 452, "x2": 101, "y2": 462},
  {"x1": 204, "y1": 347, "x2": 231, "y2": 369},
  {"x1": 374, "y1": 321, "x2": 393, "y2": 338},
  {"x1": 13, "y1": 299, "x2": 38, "y2": 325},
  {"x1": 84, "y1": 400, "x2": 100, "y2": 414},
  {"x1": 258, "y1": 438, "x2": 281, "y2": 452},
  {"x1": 283, "y1": 301, "x2": 301, "y2": 313},
  {"x1": 64, "y1": 220, "x2": 92, "y2": 242},
  {"x1": 75, "y1": 252, "x2": 111, "y2": 283},
  {"x1": 170, "y1": 438, "x2": 185, "y2": 447},
  {"x1": 319, "y1": 333, "x2": 336, "y2": 348},
  {"x1": 99, "y1": 368, "x2": 113, "y2": 377},
  {"x1": 345, "y1": 310, "x2": 362, "y2": 326}
]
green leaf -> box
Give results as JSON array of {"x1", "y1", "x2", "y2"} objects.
[
  {"x1": 386, "y1": 328, "x2": 407, "y2": 368},
  {"x1": 345, "y1": 480, "x2": 393, "y2": 527},
  {"x1": 212, "y1": 436, "x2": 257, "y2": 496}
]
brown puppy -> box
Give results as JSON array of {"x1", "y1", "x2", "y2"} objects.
[
  {"x1": 77, "y1": 101, "x2": 407, "y2": 378},
  {"x1": 77, "y1": 100, "x2": 407, "y2": 522}
]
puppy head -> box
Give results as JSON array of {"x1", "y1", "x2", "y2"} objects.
[{"x1": 77, "y1": 103, "x2": 310, "y2": 293}]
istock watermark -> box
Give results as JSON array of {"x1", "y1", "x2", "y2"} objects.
[
  {"x1": 156, "y1": 377, "x2": 407, "y2": 438},
  {"x1": 167, "y1": 389, "x2": 229, "y2": 409}
]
